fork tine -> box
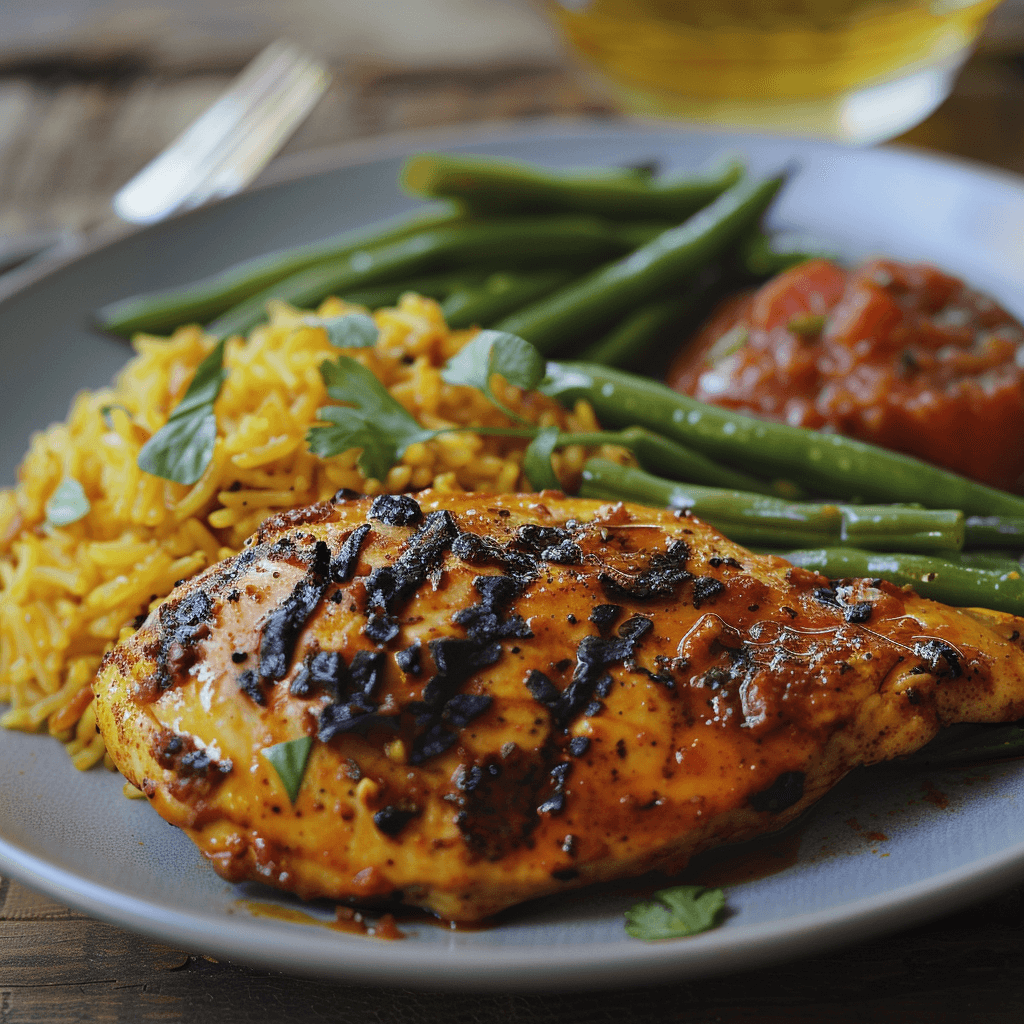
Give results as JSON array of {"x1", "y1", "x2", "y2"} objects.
[{"x1": 113, "y1": 40, "x2": 330, "y2": 225}]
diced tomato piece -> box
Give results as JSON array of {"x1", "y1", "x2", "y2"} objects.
[
  {"x1": 825, "y1": 283, "x2": 903, "y2": 351},
  {"x1": 748, "y1": 259, "x2": 848, "y2": 332}
]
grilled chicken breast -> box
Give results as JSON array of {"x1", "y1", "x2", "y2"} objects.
[{"x1": 93, "y1": 491, "x2": 1024, "y2": 921}]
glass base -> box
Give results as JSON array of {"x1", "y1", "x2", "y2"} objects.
[{"x1": 585, "y1": 51, "x2": 970, "y2": 145}]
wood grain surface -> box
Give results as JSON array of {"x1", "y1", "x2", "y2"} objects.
[
  {"x1": 2, "y1": 874, "x2": 1023, "y2": 1023},
  {"x1": 2, "y1": 34, "x2": 1024, "y2": 1024},
  {"x1": 0, "y1": 58, "x2": 609, "y2": 242},
  {"x1": 0, "y1": 53, "x2": 1021, "y2": 244}
]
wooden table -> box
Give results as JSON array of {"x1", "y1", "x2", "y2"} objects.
[
  {"x1": 1, "y1": 875, "x2": 1023, "y2": 1021},
  {"x1": 3, "y1": 37, "x2": 1024, "y2": 1024}
]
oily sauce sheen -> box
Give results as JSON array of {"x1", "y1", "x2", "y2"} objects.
[
  {"x1": 93, "y1": 491, "x2": 1024, "y2": 922},
  {"x1": 667, "y1": 259, "x2": 1024, "y2": 493}
]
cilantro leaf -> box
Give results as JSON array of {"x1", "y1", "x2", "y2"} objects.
[
  {"x1": 307, "y1": 356, "x2": 436, "y2": 481},
  {"x1": 311, "y1": 312, "x2": 379, "y2": 349},
  {"x1": 441, "y1": 331, "x2": 498, "y2": 391},
  {"x1": 308, "y1": 406, "x2": 409, "y2": 483},
  {"x1": 442, "y1": 330, "x2": 546, "y2": 414},
  {"x1": 137, "y1": 339, "x2": 227, "y2": 485},
  {"x1": 44, "y1": 476, "x2": 91, "y2": 527},
  {"x1": 261, "y1": 736, "x2": 313, "y2": 804},
  {"x1": 170, "y1": 341, "x2": 227, "y2": 414},
  {"x1": 624, "y1": 885, "x2": 726, "y2": 941},
  {"x1": 487, "y1": 332, "x2": 546, "y2": 391},
  {"x1": 523, "y1": 425, "x2": 562, "y2": 491},
  {"x1": 139, "y1": 412, "x2": 219, "y2": 485}
]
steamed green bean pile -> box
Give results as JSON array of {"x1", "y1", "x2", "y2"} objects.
[{"x1": 96, "y1": 151, "x2": 793, "y2": 366}]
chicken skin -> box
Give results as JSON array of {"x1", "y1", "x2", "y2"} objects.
[{"x1": 93, "y1": 491, "x2": 1024, "y2": 921}]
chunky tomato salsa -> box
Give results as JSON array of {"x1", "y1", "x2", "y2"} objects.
[{"x1": 667, "y1": 259, "x2": 1024, "y2": 493}]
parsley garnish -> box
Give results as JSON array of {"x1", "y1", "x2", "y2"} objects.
[
  {"x1": 307, "y1": 356, "x2": 435, "y2": 481},
  {"x1": 523, "y1": 425, "x2": 561, "y2": 491},
  {"x1": 624, "y1": 885, "x2": 726, "y2": 940},
  {"x1": 137, "y1": 339, "x2": 227, "y2": 484},
  {"x1": 307, "y1": 331, "x2": 644, "y2": 491},
  {"x1": 442, "y1": 330, "x2": 546, "y2": 423},
  {"x1": 44, "y1": 476, "x2": 91, "y2": 527},
  {"x1": 310, "y1": 311, "x2": 380, "y2": 349},
  {"x1": 261, "y1": 736, "x2": 313, "y2": 804}
]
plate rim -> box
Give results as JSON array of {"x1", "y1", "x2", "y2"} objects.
[
  {"x1": 6, "y1": 806, "x2": 1024, "y2": 991},
  {"x1": 2, "y1": 806, "x2": 1023, "y2": 991}
]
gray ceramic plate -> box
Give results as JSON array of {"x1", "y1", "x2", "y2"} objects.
[{"x1": 2, "y1": 123, "x2": 1024, "y2": 991}]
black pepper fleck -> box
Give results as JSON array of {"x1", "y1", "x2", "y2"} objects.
[
  {"x1": 369, "y1": 493, "x2": 424, "y2": 527},
  {"x1": 568, "y1": 735, "x2": 590, "y2": 757},
  {"x1": 373, "y1": 805, "x2": 418, "y2": 837}
]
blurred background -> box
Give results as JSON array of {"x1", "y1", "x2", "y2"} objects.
[{"x1": 0, "y1": 0, "x2": 1020, "y2": 254}]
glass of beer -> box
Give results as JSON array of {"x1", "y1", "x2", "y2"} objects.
[{"x1": 537, "y1": 0, "x2": 1004, "y2": 143}]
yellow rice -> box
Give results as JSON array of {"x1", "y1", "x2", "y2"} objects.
[{"x1": 0, "y1": 293, "x2": 620, "y2": 768}]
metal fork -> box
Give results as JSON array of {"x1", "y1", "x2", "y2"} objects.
[
  {"x1": 0, "y1": 40, "x2": 330, "y2": 278},
  {"x1": 113, "y1": 39, "x2": 331, "y2": 225}
]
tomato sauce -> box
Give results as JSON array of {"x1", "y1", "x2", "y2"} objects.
[{"x1": 666, "y1": 259, "x2": 1024, "y2": 493}]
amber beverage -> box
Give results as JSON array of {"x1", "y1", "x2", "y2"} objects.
[{"x1": 540, "y1": 0, "x2": 1004, "y2": 142}]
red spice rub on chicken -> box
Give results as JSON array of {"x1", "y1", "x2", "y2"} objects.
[{"x1": 93, "y1": 490, "x2": 1024, "y2": 921}]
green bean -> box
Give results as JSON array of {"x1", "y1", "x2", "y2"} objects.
[
  {"x1": 207, "y1": 217, "x2": 664, "y2": 339},
  {"x1": 577, "y1": 292, "x2": 701, "y2": 369},
  {"x1": 560, "y1": 428, "x2": 780, "y2": 495},
  {"x1": 496, "y1": 174, "x2": 786, "y2": 355},
  {"x1": 441, "y1": 269, "x2": 580, "y2": 329},
  {"x1": 96, "y1": 204, "x2": 463, "y2": 336},
  {"x1": 776, "y1": 547, "x2": 1024, "y2": 615},
  {"x1": 607, "y1": 222, "x2": 680, "y2": 248},
  {"x1": 579, "y1": 458, "x2": 965, "y2": 553},
  {"x1": 541, "y1": 361, "x2": 1024, "y2": 517},
  {"x1": 338, "y1": 270, "x2": 491, "y2": 309},
  {"x1": 965, "y1": 516, "x2": 1024, "y2": 550},
  {"x1": 737, "y1": 228, "x2": 837, "y2": 278},
  {"x1": 935, "y1": 550, "x2": 1023, "y2": 572},
  {"x1": 401, "y1": 151, "x2": 745, "y2": 219},
  {"x1": 840, "y1": 504, "x2": 966, "y2": 552}
]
